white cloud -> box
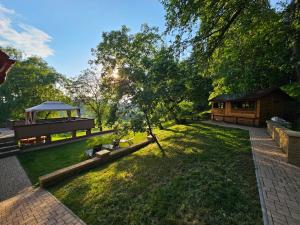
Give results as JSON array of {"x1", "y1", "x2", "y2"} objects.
[
  {"x1": 0, "y1": 4, "x2": 15, "y2": 15},
  {"x1": 0, "y1": 4, "x2": 54, "y2": 57}
]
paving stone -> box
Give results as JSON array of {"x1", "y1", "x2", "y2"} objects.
[
  {"x1": 0, "y1": 188, "x2": 86, "y2": 225},
  {"x1": 204, "y1": 121, "x2": 300, "y2": 225},
  {"x1": 0, "y1": 156, "x2": 31, "y2": 201}
]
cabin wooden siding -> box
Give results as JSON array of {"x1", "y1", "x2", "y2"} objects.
[
  {"x1": 211, "y1": 90, "x2": 293, "y2": 127},
  {"x1": 258, "y1": 92, "x2": 292, "y2": 125},
  {"x1": 211, "y1": 101, "x2": 260, "y2": 126}
]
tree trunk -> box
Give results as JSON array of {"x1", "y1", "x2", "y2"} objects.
[
  {"x1": 158, "y1": 122, "x2": 164, "y2": 130},
  {"x1": 164, "y1": 103, "x2": 180, "y2": 124},
  {"x1": 96, "y1": 111, "x2": 103, "y2": 131},
  {"x1": 144, "y1": 111, "x2": 163, "y2": 151}
]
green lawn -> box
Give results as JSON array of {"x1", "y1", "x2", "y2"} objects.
[
  {"x1": 49, "y1": 123, "x2": 262, "y2": 225},
  {"x1": 51, "y1": 128, "x2": 103, "y2": 141},
  {"x1": 18, "y1": 132, "x2": 147, "y2": 184}
]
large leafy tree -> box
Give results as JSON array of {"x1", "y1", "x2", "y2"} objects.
[
  {"x1": 0, "y1": 47, "x2": 69, "y2": 123},
  {"x1": 162, "y1": 0, "x2": 299, "y2": 94},
  {"x1": 207, "y1": 5, "x2": 294, "y2": 95},
  {"x1": 150, "y1": 46, "x2": 187, "y2": 123},
  {"x1": 66, "y1": 69, "x2": 108, "y2": 131},
  {"x1": 92, "y1": 25, "x2": 164, "y2": 150}
]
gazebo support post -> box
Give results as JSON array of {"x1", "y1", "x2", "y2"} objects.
[
  {"x1": 72, "y1": 130, "x2": 77, "y2": 139},
  {"x1": 86, "y1": 129, "x2": 91, "y2": 136},
  {"x1": 46, "y1": 135, "x2": 51, "y2": 143}
]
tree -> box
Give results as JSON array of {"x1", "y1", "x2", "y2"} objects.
[
  {"x1": 284, "y1": 0, "x2": 300, "y2": 82},
  {"x1": 162, "y1": 0, "x2": 300, "y2": 91},
  {"x1": 66, "y1": 69, "x2": 108, "y2": 131},
  {"x1": 92, "y1": 25, "x2": 164, "y2": 150},
  {"x1": 0, "y1": 47, "x2": 68, "y2": 123},
  {"x1": 150, "y1": 46, "x2": 187, "y2": 123},
  {"x1": 206, "y1": 6, "x2": 294, "y2": 95}
]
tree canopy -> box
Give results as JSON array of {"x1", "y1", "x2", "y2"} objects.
[
  {"x1": 0, "y1": 47, "x2": 69, "y2": 123},
  {"x1": 162, "y1": 0, "x2": 300, "y2": 95}
]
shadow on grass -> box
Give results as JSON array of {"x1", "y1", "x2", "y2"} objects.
[{"x1": 50, "y1": 122, "x2": 262, "y2": 225}]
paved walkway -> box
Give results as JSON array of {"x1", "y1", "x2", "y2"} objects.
[
  {"x1": 0, "y1": 157, "x2": 86, "y2": 225},
  {"x1": 0, "y1": 156, "x2": 31, "y2": 201},
  {"x1": 0, "y1": 187, "x2": 86, "y2": 225},
  {"x1": 204, "y1": 121, "x2": 300, "y2": 225}
]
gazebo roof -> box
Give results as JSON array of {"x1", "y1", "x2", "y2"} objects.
[{"x1": 25, "y1": 101, "x2": 79, "y2": 112}]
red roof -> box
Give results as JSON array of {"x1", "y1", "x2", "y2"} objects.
[{"x1": 0, "y1": 50, "x2": 16, "y2": 85}]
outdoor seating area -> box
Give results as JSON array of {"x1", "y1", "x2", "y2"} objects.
[{"x1": 12, "y1": 101, "x2": 96, "y2": 147}]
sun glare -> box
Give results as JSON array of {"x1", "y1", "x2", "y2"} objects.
[{"x1": 111, "y1": 69, "x2": 119, "y2": 79}]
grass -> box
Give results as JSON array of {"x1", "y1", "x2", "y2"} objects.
[
  {"x1": 51, "y1": 128, "x2": 103, "y2": 141},
  {"x1": 18, "y1": 132, "x2": 147, "y2": 184},
  {"x1": 281, "y1": 83, "x2": 300, "y2": 101},
  {"x1": 49, "y1": 123, "x2": 262, "y2": 225}
]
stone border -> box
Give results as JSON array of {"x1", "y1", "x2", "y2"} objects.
[
  {"x1": 47, "y1": 190, "x2": 87, "y2": 225},
  {"x1": 250, "y1": 133, "x2": 270, "y2": 225},
  {"x1": 39, "y1": 138, "x2": 154, "y2": 187},
  {"x1": 267, "y1": 120, "x2": 300, "y2": 167}
]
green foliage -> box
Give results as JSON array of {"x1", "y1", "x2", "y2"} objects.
[
  {"x1": 66, "y1": 69, "x2": 109, "y2": 130},
  {"x1": 91, "y1": 25, "x2": 163, "y2": 137},
  {"x1": 162, "y1": 0, "x2": 299, "y2": 96},
  {"x1": 281, "y1": 83, "x2": 300, "y2": 101},
  {"x1": 208, "y1": 8, "x2": 294, "y2": 95},
  {"x1": 177, "y1": 100, "x2": 194, "y2": 118},
  {"x1": 0, "y1": 47, "x2": 69, "y2": 123},
  {"x1": 50, "y1": 123, "x2": 262, "y2": 225}
]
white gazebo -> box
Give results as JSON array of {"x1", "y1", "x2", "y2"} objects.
[{"x1": 25, "y1": 101, "x2": 81, "y2": 124}]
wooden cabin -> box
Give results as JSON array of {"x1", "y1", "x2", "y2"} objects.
[{"x1": 210, "y1": 88, "x2": 294, "y2": 127}]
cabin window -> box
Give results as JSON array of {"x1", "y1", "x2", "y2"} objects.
[
  {"x1": 232, "y1": 101, "x2": 255, "y2": 110},
  {"x1": 213, "y1": 102, "x2": 225, "y2": 109}
]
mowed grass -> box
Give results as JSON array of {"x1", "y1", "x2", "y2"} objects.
[
  {"x1": 18, "y1": 132, "x2": 147, "y2": 184},
  {"x1": 50, "y1": 123, "x2": 262, "y2": 225}
]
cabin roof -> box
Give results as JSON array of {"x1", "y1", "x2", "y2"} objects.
[{"x1": 210, "y1": 87, "x2": 292, "y2": 102}]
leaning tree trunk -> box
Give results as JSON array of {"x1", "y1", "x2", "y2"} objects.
[
  {"x1": 144, "y1": 111, "x2": 163, "y2": 151},
  {"x1": 96, "y1": 112, "x2": 103, "y2": 131}
]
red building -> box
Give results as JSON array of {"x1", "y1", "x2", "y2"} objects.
[{"x1": 0, "y1": 50, "x2": 16, "y2": 85}]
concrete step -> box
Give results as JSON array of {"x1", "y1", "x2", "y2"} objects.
[
  {"x1": 0, "y1": 145, "x2": 19, "y2": 153},
  {"x1": 0, "y1": 136, "x2": 15, "y2": 143},
  {"x1": 0, "y1": 149, "x2": 20, "y2": 158},
  {"x1": 0, "y1": 140, "x2": 17, "y2": 148}
]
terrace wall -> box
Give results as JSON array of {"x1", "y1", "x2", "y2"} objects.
[
  {"x1": 267, "y1": 120, "x2": 300, "y2": 167},
  {"x1": 39, "y1": 137, "x2": 155, "y2": 187}
]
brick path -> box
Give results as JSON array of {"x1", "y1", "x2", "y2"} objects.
[
  {"x1": 0, "y1": 156, "x2": 31, "y2": 201},
  {"x1": 0, "y1": 187, "x2": 86, "y2": 225},
  {"x1": 204, "y1": 121, "x2": 300, "y2": 225},
  {"x1": 0, "y1": 156, "x2": 86, "y2": 224}
]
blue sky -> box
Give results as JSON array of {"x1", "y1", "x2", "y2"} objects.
[
  {"x1": 0, "y1": 0, "x2": 166, "y2": 77},
  {"x1": 0, "y1": 0, "x2": 282, "y2": 77}
]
